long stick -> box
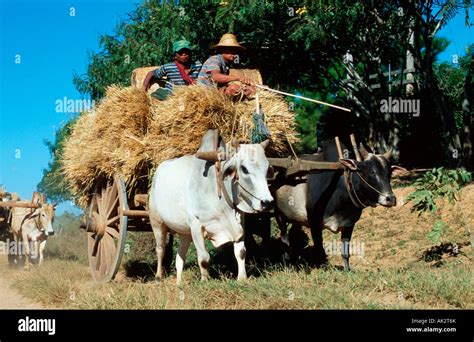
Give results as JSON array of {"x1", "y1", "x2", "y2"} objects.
[
  {"x1": 335, "y1": 136, "x2": 344, "y2": 159},
  {"x1": 350, "y1": 133, "x2": 362, "y2": 162},
  {"x1": 254, "y1": 84, "x2": 351, "y2": 112}
]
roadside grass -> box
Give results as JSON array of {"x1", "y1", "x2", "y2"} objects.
[
  {"x1": 44, "y1": 212, "x2": 88, "y2": 264},
  {"x1": 9, "y1": 258, "x2": 472, "y2": 309},
  {"x1": 10, "y1": 259, "x2": 89, "y2": 307},
  {"x1": 6, "y1": 185, "x2": 473, "y2": 310}
]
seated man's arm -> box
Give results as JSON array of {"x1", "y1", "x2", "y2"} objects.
[
  {"x1": 143, "y1": 67, "x2": 166, "y2": 91},
  {"x1": 210, "y1": 70, "x2": 253, "y2": 85},
  {"x1": 143, "y1": 70, "x2": 155, "y2": 91},
  {"x1": 210, "y1": 70, "x2": 241, "y2": 85}
]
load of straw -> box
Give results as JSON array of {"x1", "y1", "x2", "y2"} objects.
[
  {"x1": 62, "y1": 85, "x2": 150, "y2": 204},
  {"x1": 62, "y1": 77, "x2": 297, "y2": 207}
]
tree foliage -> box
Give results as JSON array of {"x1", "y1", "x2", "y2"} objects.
[{"x1": 39, "y1": 0, "x2": 474, "y2": 202}]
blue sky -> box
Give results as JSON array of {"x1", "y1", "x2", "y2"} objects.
[
  {"x1": 0, "y1": 1, "x2": 473, "y2": 215},
  {"x1": 0, "y1": 0, "x2": 140, "y2": 213}
]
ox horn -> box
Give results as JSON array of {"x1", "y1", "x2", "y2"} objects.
[
  {"x1": 52, "y1": 202, "x2": 58, "y2": 208},
  {"x1": 260, "y1": 139, "x2": 270, "y2": 149},
  {"x1": 195, "y1": 151, "x2": 222, "y2": 162},
  {"x1": 359, "y1": 143, "x2": 370, "y2": 160},
  {"x1": 383, "y1": 149, "x2": 393, "y2": 160}
]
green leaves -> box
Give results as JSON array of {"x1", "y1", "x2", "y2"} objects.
[
  {"x1": 405, "y1": 189, "x2": 437, "y2": 214},
  {"x1": 405, "y1": 167, "x2": 472, "y2": 215},
  {"x1": 427, "y1": 221, "x2": 448, "y2": 244},
  {"x1": 405, "y1": 168, "x2": 471, "y2": 244}
]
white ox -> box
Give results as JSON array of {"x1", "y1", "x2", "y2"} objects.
[
  {"x1": 149, "y1": 130, "x2": 274, "y2": 284},
  {"x1": 10, "y1": 203, "x2": 55, "y2": 269}
]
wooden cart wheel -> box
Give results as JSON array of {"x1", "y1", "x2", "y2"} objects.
[{"x1": 87, "y1": 176, "x2": 128, "y2": 282}]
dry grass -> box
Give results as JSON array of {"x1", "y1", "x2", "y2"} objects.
[
  {"x1": 62, "y1": 82, "x2": 297, "y2": 207},
  {"x1": 6, "y1": 185, "x2": 472, "y2": 309}
]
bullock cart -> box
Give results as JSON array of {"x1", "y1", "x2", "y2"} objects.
[
  {"x1": 0, "y1": 192, "x2": 49, "y2": 263},
  {"x1": 80, "y1": 145, "x2": 346, "y2": 282},
  {"x1": 76, "y1": 68, "x2": 352, "y2": 282},
  {"x1": 0, "y1": 192, "x2": 48, "y2": 223}
]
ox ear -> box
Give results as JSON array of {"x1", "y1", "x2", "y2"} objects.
[
  {"x1": 339, "y1": 158, "x2": 358, "y2": 171},
  {"x1": 223, "y1": 164, "x2": 237, "y2": 180},
  {"x1": 391, "y1": 165, "x2": 408, "y2": 177},
  {"x1": 267, "y1": 165, "x2": 275, "y2": 180}
]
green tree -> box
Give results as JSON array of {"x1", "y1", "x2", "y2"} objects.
[
  {"x1": 39, "y1": 0, "x2": 474, "y2": 202},
  {"x1": 436, "y1": 45, "x2": 474, "y2": 169},
  {"x1": 37, "y1": 119, "x2": 77, "y2": 202}
]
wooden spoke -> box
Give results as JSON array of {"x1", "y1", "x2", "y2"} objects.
[
  {"x1": 95, "y1": 242, "x2": 102, "y2": 272},
  {"x1": 106, "y1": 196, "x2": 119, "y2": 220},
  {"x1": 87, "y1": 177, "x2": 128, "y2": 282},
  {"x1": 107, "y1": 215, "x2": 120, "y2": 227},
  {"x1": 106, "y1": 226, "x2": 120, "y2": 239},
  {"x1": 92, "y1": 236, "x2": 100, "y2": 258}
]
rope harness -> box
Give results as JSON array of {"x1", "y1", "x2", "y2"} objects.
[
  {"x1": 217, "y1": 159, "x2": 265, "y2": 211},
  {"x1": 343, "y1": 168, "x2": 386, "y2": 209}
]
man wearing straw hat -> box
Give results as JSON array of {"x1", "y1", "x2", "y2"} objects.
[
  {"x1": 143, "y1": 39, "x2": 202, "y2": 100},
  {"x1": 197, "y1": 33, "x2": 255, "y2": 98}
]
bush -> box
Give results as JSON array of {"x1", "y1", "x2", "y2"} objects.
[
  {"x1": 405, "y1": 168, "x2": 472, "y2": 243},
  {"x1": 45, "y1": 212, "x2": 88, "y2": 264}
]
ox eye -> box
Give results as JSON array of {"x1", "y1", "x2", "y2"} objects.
[
  {"x1": 241, "y1": 165, "x2": 249, "y2": 174},
  {"x1": 370, "y1": 168, "x2": 376, "y2": 175}
]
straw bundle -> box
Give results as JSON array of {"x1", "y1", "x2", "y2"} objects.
[
  {"x1": 145, "y1": 85, "x2": 297, "y2": 161},
  {"x1": 63, "y1": 78, "x2": 297, "y2": 206},
  {"x1": 131, "y1": 66, "x2": 159, "y2": 88},
  {"x1": 62, "y1": 86, "x2": 150, "y2": 205}
]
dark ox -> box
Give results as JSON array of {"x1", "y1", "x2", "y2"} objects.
[{"x1": 274, "y1": 140, "x2": 406, "y2": 270}]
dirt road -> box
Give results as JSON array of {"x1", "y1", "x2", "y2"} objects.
[{"x1": 0, "y1": 252, "x2": 43, "y2": 309}]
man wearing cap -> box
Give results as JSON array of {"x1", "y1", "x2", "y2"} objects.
[
  {"x1": 143, "y1": 39, "x2": 202, "y2": 99},
  {"x1": 197, "y1": 33, "x2": 254, "y2": 98}
]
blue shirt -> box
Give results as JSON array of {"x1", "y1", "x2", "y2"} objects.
[{"x1": 154, "y1": 61, "x2": 202, "y2": 91}]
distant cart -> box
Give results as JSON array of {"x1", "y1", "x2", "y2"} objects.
[{"x1": 0, "y1": 191, "x2": 48, "y2": 242}]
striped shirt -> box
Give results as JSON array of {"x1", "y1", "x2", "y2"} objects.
[
  {"x1": 197, "y1": 54, "x2": 230, "y2": 86},
  {"x1": 154, "y1": 61, "x2": 202, "y2": 91}
]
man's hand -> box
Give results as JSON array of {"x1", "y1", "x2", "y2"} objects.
[{"x1": 239, "y1": 77, "x2": 252, "y2": 85}]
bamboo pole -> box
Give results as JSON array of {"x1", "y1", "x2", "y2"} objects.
[
  {"x1": 0, "y1": 201, "x2": 40, "y2": 209},
  {"x1": 254, "y1": 84, "x2": 351, "y2": 112}
]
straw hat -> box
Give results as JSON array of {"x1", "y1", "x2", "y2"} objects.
[{"x1": 211, "y1": 33, "x2": 246, "y2": 51}]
